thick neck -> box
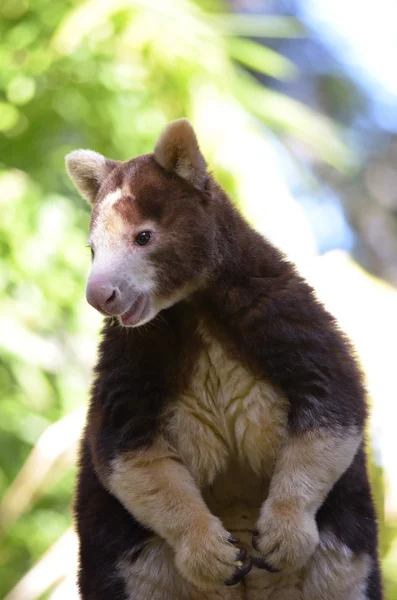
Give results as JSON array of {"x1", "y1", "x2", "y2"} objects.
[{"x1": 209, "y1": 186, "x2": 290, "y2": 288}]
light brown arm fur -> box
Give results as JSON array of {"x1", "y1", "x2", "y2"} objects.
[
  {"x1": 107, "y1": 437, "x2": 247, "y2": 590},
  {"x1": 254, "y1": 428, "x2": 362, "y2": 571}
]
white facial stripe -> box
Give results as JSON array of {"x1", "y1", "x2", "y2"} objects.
[
  {"x1": 102, "y1": 188, "x2": 122, "y2": 209},
  {"x1": 90, "y1": 188, "x2": 124, "y2": 248},
  {"x1": 88, "y1": 187, "x2": 158, "y2": 297}
]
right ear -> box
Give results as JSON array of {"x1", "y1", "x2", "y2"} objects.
[
  {"x1": 65, "y1": 150, "x2": 119, "y2": 205},
  {"x1": 153, "y1": 119, "x2": 208, "y2": 191}
]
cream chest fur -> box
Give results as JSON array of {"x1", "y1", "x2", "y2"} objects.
[{"x1": 166, "y1": 321, "x2": 288, "y2": 493}]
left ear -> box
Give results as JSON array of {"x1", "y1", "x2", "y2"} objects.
[
  {"x1": 153, "y1": 119, "x2": 208, "y2": 191},
  {"x1": 65, "y1": 149, "x2": 119, "y2": 205}
]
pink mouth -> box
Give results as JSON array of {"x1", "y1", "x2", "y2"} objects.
[{"x1": 119, "y1": 294, "x2": 150, "y2": 326}]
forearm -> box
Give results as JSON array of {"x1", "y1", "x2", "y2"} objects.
[
  {"x1": 251, "y1": 427, "x2": 362, "y2": 570},
  {"x1": 267, "y1": 427, "x2": 362, "y2": 515},
  {"x1": 104, "y1": 436, "x2": 214, "y2": 548}
]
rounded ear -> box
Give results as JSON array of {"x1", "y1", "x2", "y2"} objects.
[
  {"x1": 65, "y1": 149, "x2": 119, "y2": 205},
  {"x1": 153, "y1": 119, "x2": 208, "y2": 191}
]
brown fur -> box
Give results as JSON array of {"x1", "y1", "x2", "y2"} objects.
[
  {"x1": 153, "y1": 118, "x2": 208, "y2": 190},
  {"x1": 67, "y1": 120, "x2": 382, "y2": 599}
]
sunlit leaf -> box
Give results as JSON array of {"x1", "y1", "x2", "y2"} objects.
[
  {"x1": 232, "y1": 69, "x2": 352, "y2": 170},
  {"x1": 210, "y1": 14, "x2": 304, "y2": 38},
  {"x1": 227, "y1": 37, "x2": 297, "y2": 80}
]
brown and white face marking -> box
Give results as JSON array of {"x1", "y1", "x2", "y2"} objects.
[
  {"x1": 87, "y1": 183, "x2": 159, "y2": 327},
  {"x1": 65, "y1": 119, "x2": 215, "y2": 327}
]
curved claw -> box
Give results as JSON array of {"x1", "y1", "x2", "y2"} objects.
[
  {"x1": 250, "y1": 555, "x2": 280, "y2": 573},
  {"x1": 225, "y1": 554, "x2": 252, "y2": 586},
  {"x1": 228, "y1": 535, "x2": 240, "y2": 545}
]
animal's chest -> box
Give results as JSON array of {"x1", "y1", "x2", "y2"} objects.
[{"x1": 166, "y1": 324, "x2": 288, "y2": 486}]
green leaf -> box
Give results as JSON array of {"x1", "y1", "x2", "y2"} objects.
[
  {"x1": 232, "y1": 69, "x2": 352, "y2": 171},
  {"x1": 210, "y1": 14, "x2": 305, "y2": 38},
  {"x1": 227, "y1": 37, "x2": 297, "y2": 80}
]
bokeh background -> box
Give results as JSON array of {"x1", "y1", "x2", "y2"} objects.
[{"x1": 1, "y1": 0, "x2": 396, "y2": 598}]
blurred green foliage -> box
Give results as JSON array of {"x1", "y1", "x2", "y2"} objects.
[{"x1": 0, "y1": 0, "x2": 394, "y2": 598}]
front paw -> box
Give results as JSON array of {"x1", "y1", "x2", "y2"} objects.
[
  {"x1": 174, "y1": 517, "x2": 252, "y2": 590},
  {"x1": 252, "y1": 502, "x2": 319, "y2": 572}
]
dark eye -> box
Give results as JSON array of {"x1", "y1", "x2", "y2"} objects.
[
  {"x1": 90, "y1": 247, "x2": 95, "y2": 260},
  {"x1": 135, "y1": 231, "x2": 152, "y2": 246}
]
